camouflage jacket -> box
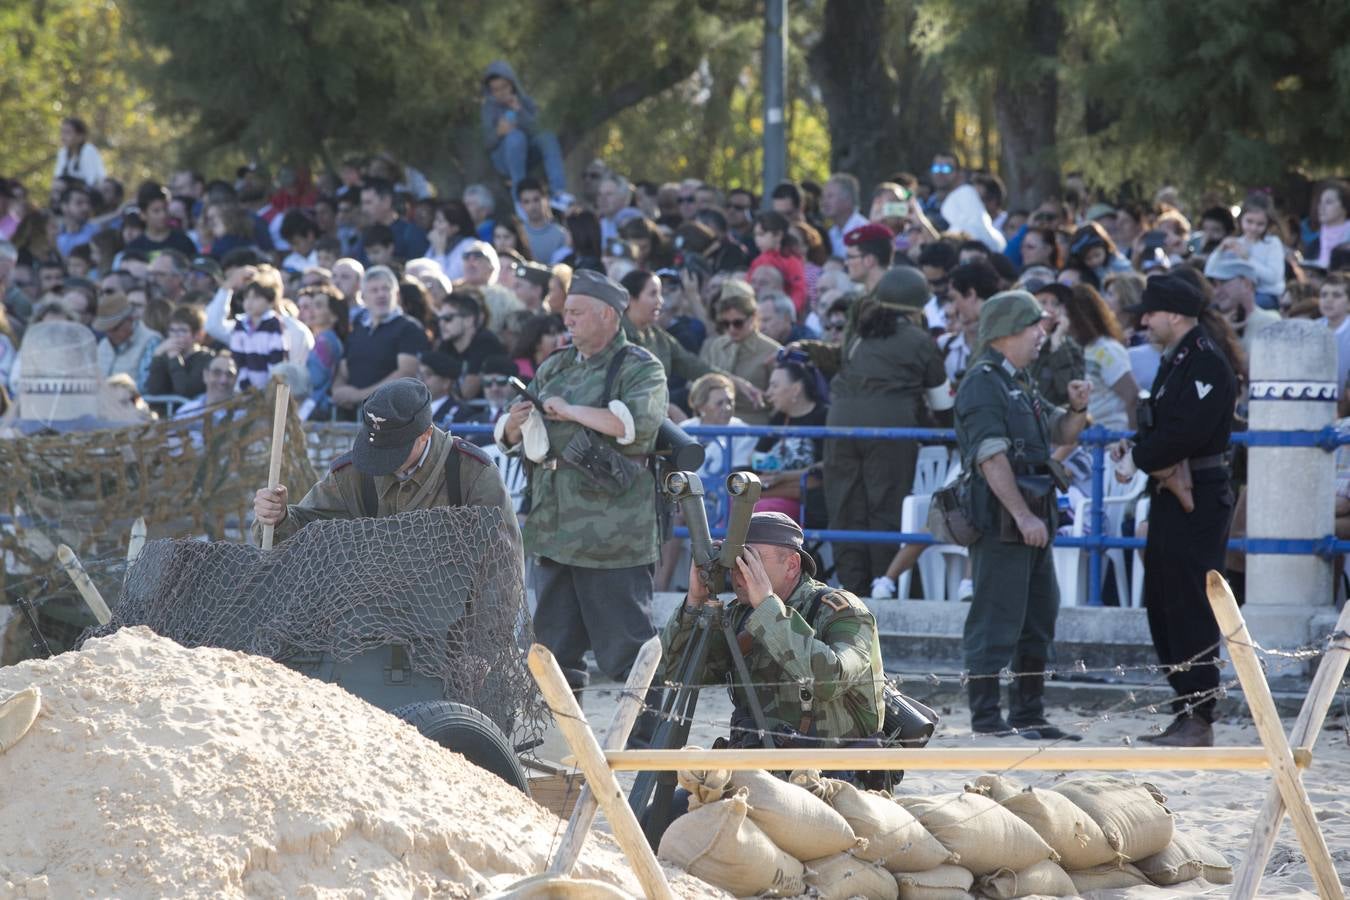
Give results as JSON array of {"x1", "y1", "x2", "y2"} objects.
[
  {"x1": 256, "y1": 427, "x2": 521, "y2": 554},
  {"x1": 659, "y1": 575, "x2": 884, "y2": 743},
  {"x1": 511, "y1": 329, "x2": 668, "y2": 568}
]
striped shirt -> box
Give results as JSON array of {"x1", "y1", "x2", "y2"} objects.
[{"x1": 230, "y1": 311, "x2": 288, "y2": 391}]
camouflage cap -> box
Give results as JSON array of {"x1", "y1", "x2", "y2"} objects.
[{"x1": 978, "y1": 289, "x2": 1049, "y2": 346}]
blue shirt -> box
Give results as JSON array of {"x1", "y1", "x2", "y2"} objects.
[{"x1": 56, "y1": 222, "x2": 98, "y2": 258}]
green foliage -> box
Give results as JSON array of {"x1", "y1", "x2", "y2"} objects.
[{"x1": 0, "y1": 0, "x2": 180, "y2": 186}]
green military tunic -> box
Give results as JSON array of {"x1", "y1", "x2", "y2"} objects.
[
  {"x1": 256, "y1": 427, "x2": 520, "y2": 549},
  {"x1": 659, "y1": 575, "x2": 884, "y2": 742},
  {"x1": 518, "y1": 329, "x2": 669, "y2": 569},
  {"x1": 1029, "y1": 336, "x2": 1085, "y2": 408},
  {"x1": 954, "y1": 347, "x2": 1067, "y2": 679}
]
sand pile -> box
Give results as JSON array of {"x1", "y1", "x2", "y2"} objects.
[{"x1": 0, "y1": 627, "x2": 722, "y2": 899}]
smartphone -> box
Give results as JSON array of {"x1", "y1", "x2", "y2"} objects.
[{"x1": 882, "y1": 200, "x2": 909, "y2": 219}]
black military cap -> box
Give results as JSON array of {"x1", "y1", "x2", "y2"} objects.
[
  {"x1": 568, "y1": 268, "x2": 629, "y2": 313},
  {"x1": 352, "y1": 377, "x2": 433, "y2": 475},
  {"x1": 1131, "y1": 273, "x2": 1204, "y2": 318},
  {"x1": 745, "y1": 511, "x2": 817, "y2": 577}
]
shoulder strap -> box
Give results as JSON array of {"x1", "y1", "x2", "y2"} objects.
[
  {"x1": 359, "y1": 473, "x2": 378, "y2": 518},
  {"x1": 443, "y1": 439, "x2": 464, "y2": 507},
  {"x1": 602, "y1": 344, "x2": 655, "y2": 405}
]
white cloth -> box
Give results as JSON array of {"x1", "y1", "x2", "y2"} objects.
[
  {"x1": 1129, "y1": 343, "x2": 1161, "y2": 392},
  {"x1": 1082, "y1": 337, "x2": 1133, "y2": 431},
  {"x1": 1242, "y1": 235, "x2": 1286, "y2": 297},
  {"x1": 939, "y1": 183, "x2": 1006, "y2": 253},
  {"x1": 923, "y1": 295, "x2": 947, "y2": 332},
  {"x1": 424, "y1": 237, "x2": 472, "y2": 282},
  {"x1": 938, "y1": 331, "x2": 971, "y2": 382},
  {"x1": 53, "y1": 143, "x2": 106, "y2": 187},
  {"x1": 828, "y1": 210, "x2": 870, "y2": 258}
]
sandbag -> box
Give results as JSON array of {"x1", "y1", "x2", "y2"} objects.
[
  {"x1": 675, "y1": 750, "x2": 731, "y2": 809},
  {"x1": 1136, "y1": 832, "x2": 1232, "y2": 886},
  {"x1": 999, "y1": 787, "x2": 1118, "y2": 870},
  {"x1": 975, "y1": 859, "x2": 1076, "y2": 899},
  {"x1": 898, "y1": 793, "x2": 1055, "y2": 877},
  {"x1": 893, "y1": 865, "x2": 974, "y2": 900},
  {"x1": 804, "y1": 852, "x2": 899, "y2": 900},
  {"x1": 658, "y1": 788, "x2": 805, "y2": 897},
  {"x1": 729, "y1": 769, "x2": 862, "y2": 860},
  {"x1": 792, "y1": 770, "x2": 951, "y2": 873},
  {"x1": 1068, "y1": 861, "x2": 1150, "y2": 893},
  {"x1": 963, "y1": 774, "x2": 1022, "y2": 804},
  {"x1": 1051, "y1": 776, "x2": 1173, "y2": 861}
]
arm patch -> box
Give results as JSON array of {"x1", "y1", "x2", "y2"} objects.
[{"x1": 819, "y1": 593, "x2": 849, "y2": 613}]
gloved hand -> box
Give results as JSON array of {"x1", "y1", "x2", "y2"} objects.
[{"x1": 871, "y1": 575, "x2": 897, "y2": 599}]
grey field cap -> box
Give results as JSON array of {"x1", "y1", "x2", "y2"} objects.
[
  {"x1": 352, "y1": 377, "x2": 433, "y2": 475},
  {"x1": 568, "y1": 268, "x2": 629, "y2": 313}
]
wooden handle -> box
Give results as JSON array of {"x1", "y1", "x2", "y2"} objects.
[
  {"x1": 57, "y1": 544, "x2": 112, "y2": 625},
  {"x1": 260, "y1": 382, "x2": 291, "y2": 551}
]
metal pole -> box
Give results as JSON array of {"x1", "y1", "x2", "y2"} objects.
[{"x1": 761, "y1": 0, "x2": 787, "y2": 206}]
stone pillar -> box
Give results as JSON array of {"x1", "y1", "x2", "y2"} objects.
[{"x1": 1245, "y1": 320, "x2": 1336, "y2": 648}]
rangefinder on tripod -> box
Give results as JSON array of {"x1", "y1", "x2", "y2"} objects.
[{"x1": 664, "y1": 469, "x2": 763, "y2": 595}]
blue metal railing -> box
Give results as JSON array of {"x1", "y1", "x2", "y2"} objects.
[{"x1": 313, "y1": 418, "x2": 1350, "y2": 607}]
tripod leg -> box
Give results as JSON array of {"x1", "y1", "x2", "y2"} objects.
[{"x1": 720, "y1": 617, "x2": 775, "y2": 749}]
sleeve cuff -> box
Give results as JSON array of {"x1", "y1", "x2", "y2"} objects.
[
  {"x1": 493, "y1": 414, "x2": 516, "y2": 453},
  {"x1": 974, "y1": 437, "x2": 1011, "y2": 465},
  {"x1": 608, "y1": 399, "x2": 636, "y2": 445}
]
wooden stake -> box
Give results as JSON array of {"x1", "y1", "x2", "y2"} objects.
[
  {"x1": 527, "y1": 644, "x2": 674, "y2": 900},
  {"x1": 259, "y1": 382, "x2": 291, "y2": 551},
  {"x1": 1207, "y1": 571, "x2": 1344, "y2": 900},
  {"x1": 57, "y1": 544, "x2": 111, "y2": 625},
  {"x1": 597, "y1": 745, "x2": 1305, "y2": 772},
  {"x1": 548, "y1": 636, "x2": 661, "y2": 877}
]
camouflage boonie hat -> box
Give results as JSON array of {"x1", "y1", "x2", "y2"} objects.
[{"x1": 978, "y1": 289, "x2": 1049, "y2": 346}]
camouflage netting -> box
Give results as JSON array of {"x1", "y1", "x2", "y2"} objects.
[
  {"x1": 0, "y1": 381, "x2": 315, "y2": 658},
  {"x1": 83, "y1": 506, "x2": 544, "y2": 748}
]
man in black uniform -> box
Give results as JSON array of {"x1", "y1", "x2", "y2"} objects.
[{"x1": 1113, "y1": 274, "x2": 1236, "y2": 747}]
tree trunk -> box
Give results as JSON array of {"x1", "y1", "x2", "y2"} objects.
[
  {"x1": 993, "y1": 2, "x2": 1063, "y2": 209},
  {"x1": 810, "y1": 0, "x2": 952, "y2": 191}
]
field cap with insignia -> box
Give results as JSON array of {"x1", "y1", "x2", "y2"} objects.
[
  {"x1": 568, "y1": 268, "x2": 629, "y2": 313},
  {"x1": 353, "y1": 377, "x2": 433, "y2": 475},
  {"x1": 745, "y1": 511, "x2": 817, "y2": 577},
  {"x1": 978, "y1": 289, "x2": 1049, "y2": 346},
  {"x1": 1129, "y1": 272, "x2": 1204, "y2": 318}
]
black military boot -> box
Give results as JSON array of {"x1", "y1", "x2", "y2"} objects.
[
  {"x1": 1008, "y1": 657, "x2": 1081, "y2": 741},
  {"x1": 968, "y1": 678, "x2": 1011, "y2": 735}
]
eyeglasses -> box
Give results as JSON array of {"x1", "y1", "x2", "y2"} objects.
[
  {"x1": 717, "y1": 317, "x2": 749, "y2": 329},
  {"x1": 930, "y1": 163, "x2": 955, "y2": 175},
  {"x1": 482, "y1": 376, "x2": 511, "y2": 387},
  {"x1": 679, "y1": 196, "x2": 697, "y2": 204}
]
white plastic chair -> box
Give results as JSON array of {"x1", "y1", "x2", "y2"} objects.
[
  {"x1": 479, "y1": 443, "x2": 530, "y2": 516},
  {"x1": 1057, "y1": 469, "x2": 1148, "y2": 606},
  {"x1": 898, "y1": 453, "x2": 968, "y2": 601}
]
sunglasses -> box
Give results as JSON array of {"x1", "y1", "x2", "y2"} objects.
[
  {"x1": 928, "y1": 277, "x2": 950, "y2": 291},
  {"x1": 482, "y1": 376, "x2": 511, "y2": 387},
  {"x1": 824, "y1": 322, "x2": 845, "y2": 332},
  {"x1": 930, "y1": 163, "x2": 955, "y2": 175},
  {"x1": 717, "y1": 317, "x2": 749, "y2": 329}
]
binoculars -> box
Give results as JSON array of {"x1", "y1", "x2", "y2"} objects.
[{"x1": 664, "y1": 470, "x2": 762, "y2": 596}]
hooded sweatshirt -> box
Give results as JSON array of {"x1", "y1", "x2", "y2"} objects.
[{"x1": 481, "y1": 61, "x2": 540, "y2": 151}]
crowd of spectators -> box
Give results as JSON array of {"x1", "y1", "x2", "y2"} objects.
[{"x1": 4, "y1": 97, "x2": 1350, "y2": 595}]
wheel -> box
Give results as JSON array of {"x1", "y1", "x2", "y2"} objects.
[{"x1": 392, "y1": 700, "x2": 531, "y2": 795}]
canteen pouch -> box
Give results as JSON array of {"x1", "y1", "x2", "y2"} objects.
[
  {"x1": 928, "y1": 476, "x2": 982, "y2": 547},
  {"x1": 560, "y1": 427, "x2": 643, "y2": 495},
  {"x1": 998, "y1": 473, "x2": 1056, "y2": 543}
]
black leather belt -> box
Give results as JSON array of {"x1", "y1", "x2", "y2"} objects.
[{"x1": 1189, "y1": 453, "x2": 1227, "y2": 471}]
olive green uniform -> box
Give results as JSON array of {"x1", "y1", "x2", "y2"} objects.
[
  {"x1": 659, "y1": 575, "x2": 884, "y2": 743},
  {"x1": 954, "y1": 348, "x2": 1070, "y2": 731},
  {"x1": 255, "y1": 426, "x2": 520, "y2": 549},
  {"x1": 1029, "y1": 337, "x2": 1085, "y2": 407},
  {"x1": 503, "y1": 329, "x2": 669, "y2": 683}
]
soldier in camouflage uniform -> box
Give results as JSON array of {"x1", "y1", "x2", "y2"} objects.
[
  {"x1": 659, "y1": 512, "x2": 884, "y2": 745},
  {"x1": 498, "y1": 269, "x2": 669, "y2": 690},
  {"x1": 955, "y1": 291, "x2": 1091, "y2": 739},
  {"x1": 252, "y1": 378, "x2": 519, "y2": 550}
]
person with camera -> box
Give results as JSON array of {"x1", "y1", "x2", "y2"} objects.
[
  {"x1": 497, "y1": 269, "x2": 669, "y2": 696},
  {"x1": 1111, "y1": 273, "x2": 1237, "y2": 748},
  {"x1": 659, "y1": 511, "x2": 884, "y2": 749},
  {"x1": 955, "y1": 290, "x2": 1091, "y2": 739}
]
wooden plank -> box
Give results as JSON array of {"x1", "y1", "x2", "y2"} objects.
[
  {"x1": 1207, "y1": 571, "x2": 1344, "y2": 900},
  {"x1": 57, "y1": 544, "x2": 111, "y2": 625},
  {"x1": 527, "y1": 644, "x2": 674, "y2": 900},
  {"x1": 259, "y1": 382, "x2": 291, "y2": 551},
  {"x1": 548, "y1": 636, "x2": 661, "y2": 877}
]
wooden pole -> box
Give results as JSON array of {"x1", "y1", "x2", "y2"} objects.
[
  {"x1": 597, "y1": 745, "x2": 1306, "y2": 772},
  {"x1": 56, "y1": 544, "x2": 111, "y2": 625},
  {"x1": 548, "y1": 636, "x2": 661, "y2": 877},
  {"x1": 527, "y1": 645, "x2": 674, "y2": 900},
  {"x1": 1206, "y1": 571, "x2": 1345, "y2": 900},
  {"x1": 259, "y1": 382, "x2": 291, "y2": 551},
  {"x1": 1236, "y1": 599, "x2": 1350, "y2": 897}
]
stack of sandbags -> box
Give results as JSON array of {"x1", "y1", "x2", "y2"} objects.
[
  {"x1": 791, "y1": 770, "x2": 954, "y2": 873},
  {"x1": 658, "y1": 788, "x2": 807, "y2": 897}
]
